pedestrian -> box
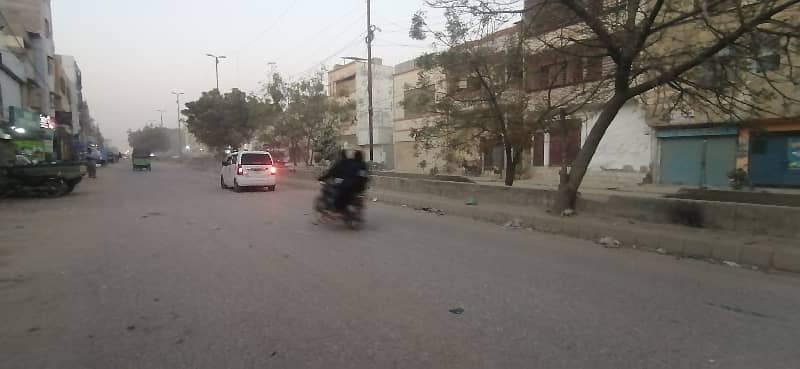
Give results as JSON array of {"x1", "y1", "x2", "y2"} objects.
[{"x1": 86, "y1": 148, "x2": 98, "y2": 179}]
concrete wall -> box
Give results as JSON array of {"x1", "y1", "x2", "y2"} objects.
[
  {"x1": 583, "y1": 101, "x2": 652, "y2": 173},
  {"x1": 289, "y1": 168, "x2": 800, "y2": 239}
]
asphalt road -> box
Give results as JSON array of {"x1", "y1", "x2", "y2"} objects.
[{"x1": 2, "y1": 161, "x2": 800, "y2": 369}]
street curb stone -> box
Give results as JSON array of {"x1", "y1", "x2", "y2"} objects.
[
  {"x1": 773, "y1": 248, "x2": 800, "y2": 273},
  {"x1": 739, "y1": 245, "x2": 774, "y2": 268}
]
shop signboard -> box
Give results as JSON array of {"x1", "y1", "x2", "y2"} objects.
[{"x1": 9, "y1": 107, "x2": 55, "y2": 140}]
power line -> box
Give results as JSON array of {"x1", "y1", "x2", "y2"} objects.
[
  {"x1": 235, "y1": 0, "x2": 301, "y2": 54},
  {"x1": 289, "y1": 31, "x2": 367, "y2": 81}
]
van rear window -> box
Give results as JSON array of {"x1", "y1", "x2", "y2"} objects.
[{"x1": 240, "y1": 154, "x2": 273, "y2": 165}]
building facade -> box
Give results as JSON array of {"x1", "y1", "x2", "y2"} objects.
[
  {"x1": 0, "y1": 0, "x2": 89, "y2": 162},
  {"x1": 328, "y1": 59, "x2": 394, "y2": 167}
]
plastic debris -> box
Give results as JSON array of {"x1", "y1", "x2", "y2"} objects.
[
  {"x1": 722, "y1": 261, "x2": 741, "y2": 268},
  {"x1": 449, "y1": 307, "x2": 465, "y2": 315},
  {"x1": 597, "y1": 236, "x2": 621, "y2": 248}
]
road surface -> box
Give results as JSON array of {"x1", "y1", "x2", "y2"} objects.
[{"x1": 2, "y1": 161, "x2": 799, "y2": 369}]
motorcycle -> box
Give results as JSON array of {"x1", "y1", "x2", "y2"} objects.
[{"x1": 313, "y1": 180, "x2": 365, "y2": 230}]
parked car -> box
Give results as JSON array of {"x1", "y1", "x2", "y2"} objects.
[{"x1": 220, "y1": 151, "x2": 277, "y2": 192}]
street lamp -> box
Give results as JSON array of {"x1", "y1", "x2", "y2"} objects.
[
  {"x1": 206, "y1": 53, "x2": 227, "y2": 91},
  {"x1": 171, "y1": 91, "x2": 185, "y2": 155}
]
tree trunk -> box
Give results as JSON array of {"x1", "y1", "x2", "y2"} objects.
[
  {"x1": 504, "y1": 146, "x2": 516, "y2": 186},
  {"x1": 552, "y1": 95, "x2": 628, "y2": 213},
  {"x1": 504, "y1": 146, "x2": 525, "y2": 186},
  {"x1": 290, "y1": 141, "x2": 299, "y2": 166}
]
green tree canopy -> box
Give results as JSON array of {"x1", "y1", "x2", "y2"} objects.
[
  {"x1": 183, "y1": 89, "x2": 269, "y2": 153},
  {"x1": 127, "y1": 126, "x2": 172, "y2": 153}
]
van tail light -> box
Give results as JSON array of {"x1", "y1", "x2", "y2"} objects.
[
  {"x1": 237, "y1": 165, "x2": 243, "y2": 175},
  {"x1": 269, "y1": 167, "x2": 277, "y2": 175}
]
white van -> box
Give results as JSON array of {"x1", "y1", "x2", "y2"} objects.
[{"x1": 220, "y1": 151, "x2": 277, "y2": 192}]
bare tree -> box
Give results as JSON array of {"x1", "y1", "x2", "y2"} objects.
[
  {"x1": 416, "y1": 0, "x2": 800, "y2": 212},
  {"x1": 410, "y1": 7, "x2": 607, "y2": 185}
]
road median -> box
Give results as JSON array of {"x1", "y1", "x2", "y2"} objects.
[{"x1": 282, "y1": 173, "x2": 799, "y2": 274}]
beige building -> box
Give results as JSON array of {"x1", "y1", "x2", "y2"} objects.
[
  {"x1": 328, "y1": 58, "x2": 394, "y2": 167},
  {"x1": 392, "y1": 59, "x2": 450, "y2": 174}
]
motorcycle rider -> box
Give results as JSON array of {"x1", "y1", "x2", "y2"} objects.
[
  {"x1": 334, "y1": 150, "x2": 369, "y2": 213},
  {"x1": 318, "y1": 150, "x2": 351, "y2": 211}
]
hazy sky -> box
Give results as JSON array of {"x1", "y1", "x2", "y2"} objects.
[{"x1": 52, "y1": 0, "x2": 442, "y2": 150}]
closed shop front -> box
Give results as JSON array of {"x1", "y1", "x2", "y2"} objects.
[
  {"x1": 749, "y1": 132, "x2": 800, "y2": 187},
  {"x1": 658, "y1": 127, "x2": 738, "y2": 188}
]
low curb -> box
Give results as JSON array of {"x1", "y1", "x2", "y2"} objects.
[{"x1": 283, "y1": 177, "x2": 799, "y2": 274}]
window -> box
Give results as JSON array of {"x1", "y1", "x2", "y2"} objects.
[
  {"x1": 44, "y1": 19, "x2": 52, "y2": 38},
  {"x1": 697, "y1": 46, "x2": 739, "y2": 88},
  {"x1": 545, "y1": 62, "x2": 568, "y2": 87},
  {"x1": 334, "y1": 76, "x2": 356, "y2": 97},
  {"x1": 585, "y1": 57, "x2": 603, "y2": 81},
  {"x1": 240, "y1": 153, "x2": 273, "y2": 166},
  {"x1": 47, "y1": 56, "x2": 55, "y2": 76},
  {"x1": 750, "y1": 35, "x2": 782, "y2": 73},
  {"x1": 567, "y1": 58, "x2": 584, "y2": 84}
]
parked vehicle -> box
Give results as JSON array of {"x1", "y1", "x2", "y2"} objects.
[
  {"x1": 0, "y1": 162, "x2": 85, "y2": 198},
  {"x1": 220, "y1": 151, "x2": 277, "y2": 192},
  {"x1": 131, "y1": 149, "x2": 152, "y2": 171},
  {"x1": 313, "y1": 180, "x2": 365, "y2": 230}
]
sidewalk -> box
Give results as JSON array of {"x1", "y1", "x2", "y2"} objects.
[
  {"x1": 470, "y1": 175, "x2": 800, "y2": 199},
  {"x1": 283, "y1": 176, "x2": 800, "y2": 274}
]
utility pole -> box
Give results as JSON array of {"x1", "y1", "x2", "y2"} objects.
[
  {"x1": 171, "y1": 91, "x2": 185, "y2": 155},
  {"x1": 366, "y1": 0, "x2": 375, "y2": 162},
  {"x1": 206, "y1": 53, "x2": 227, "y2": 91},
  {"x1": 156, "y1": 109, "x2": 166, "y2": 127}
]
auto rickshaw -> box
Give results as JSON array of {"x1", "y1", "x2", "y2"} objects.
[{"x1": 131, "y1": 149, "x2": 152, "y2": 171}]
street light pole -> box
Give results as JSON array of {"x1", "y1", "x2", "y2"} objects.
[
  {"x1": 366, "y1": 0, "x2": 375, "y2": 162},
  {"x1": 171, "y1": 91, "x2": 185, "y2": 155},
  {"x1": 156, "y1": 109, "x2": 166, "y2": 127},
  {"x1": 206, "y1": 53, "x2": 227, "y2": 91}
]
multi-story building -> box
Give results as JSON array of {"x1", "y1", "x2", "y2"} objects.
[
  {"x1": 0, "y1": 1, "x2": 91, "y2": 161},
  {"x1": 1, "y1": 0, "x2": 56, "y2": 116},
  {"x1": 328, "y1": 58, "x2": 394, "y2": 167},
  {"x1": 522, "y1": 0, "x2": 653, "y2": 186},
  {"x1": 0, "y1": 0, "x2": 61, "y2": 161},
  {"x1": 522, "y1": 0, "x2": 800, "y2": 188},
  {"x1": 392, "y1": 59, "x2": 466, "y2": 174},
  {"x1": 0, "y1": 40, "x2": 26, "y2": 127}
]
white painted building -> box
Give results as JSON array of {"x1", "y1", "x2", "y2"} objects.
[
  {"x1": 528, "y1": 101, "x2": 653, "y2": 187},
  {"x1": 583, "y1": 102, "x2": 652, "y2": 173},
  {"x1": 328, "y1": 59, "x2": 394, "y2": 167}
]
